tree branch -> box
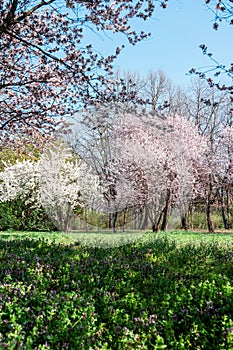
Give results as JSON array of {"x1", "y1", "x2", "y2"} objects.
[{"x1": 0, "y1": 0, "x2": 56, "y2": 36}]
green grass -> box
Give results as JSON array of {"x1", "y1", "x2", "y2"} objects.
[
  {"x1": 1, "y1": 229, "x2": 233, "y2": 247},
  {"x1": 0, "y1": 230, "x2": 233, "y2": 349}
]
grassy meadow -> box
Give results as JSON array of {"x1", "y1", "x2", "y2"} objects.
[{"x1": 0, "y1": 230, "x2": 233, "y2": 349}]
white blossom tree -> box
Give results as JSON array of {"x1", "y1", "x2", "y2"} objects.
[{"x1": 0, "y1": 141, "x2": 101, "y2": 232}]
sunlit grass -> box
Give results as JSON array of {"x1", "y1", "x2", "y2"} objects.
[
  {"x1": 1, "y1": 230, "x2": 233, "y2": 348},
  {"x1": 1, "y1": 229, "x2": 233, "y2": 248}
]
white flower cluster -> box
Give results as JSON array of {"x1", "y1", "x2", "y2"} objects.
[{"x1": 0, "y1": 142, "x2": 101, "y2": 232}]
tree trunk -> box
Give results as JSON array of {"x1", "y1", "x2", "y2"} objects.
[
  {"x1": 181, "y1": 216, "x2": 188, "y2": 231},
  {"x1": 221, "y1": 205, "x2": 229, "y2": 229},
  {"x1": 218, "y1": 187, "x2": 229, "y2": 229},
  {"x1": 206, "y1": 197, "x2": 214, "y2": 233},
  {"x1": 108, "y1": 213, "x2": 112, "y2": 230},
  {"x1": 206, "y1": 175, "x2": 214, "y2": 233},
  {"x1": 122, "y1": 209, "x2": 127, "y2": 232},
  {"x1": 141, "y1": 206, "x2": 149, "y2": 230},
  {"x1": 226, "y1": 187, "x2": 232, "y2": 229},
  {"x1": 108, "y1": 211, "x2": 118, "y2": 232},
  {"x1": 112, "y1": 211, "x2": 118, "y2": 233},
  {"x1": 161, "y1": 189, "x2": 171, "y2": 231},
  {"x1": 152, "y1": 210, "x2": 164, "y2": 232},
  {"x1": 181, "y1": 210, "x2": 189, "y2": 231},
  {"x1": 85, "y1": 207, "x2": 89, "y2": 231}
]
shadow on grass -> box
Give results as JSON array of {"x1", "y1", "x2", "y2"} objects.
[{"x1": 0, "y1": 235, "x2": 233, "y2": 349}]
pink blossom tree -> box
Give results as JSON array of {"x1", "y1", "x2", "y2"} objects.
[
  {"x1": 65, "y1": 105, "x2": 209, "y2": 232},
  {"x1": 189, "y1": 126, "x2": 233, "y2": 233},
  {"x1": 0, "y1": 0, "x2": 166, "y2": 149},
  {"x1": 95, "y1": 157, "x2": 148, "y2": 231},
  {"x1": 212, "y1": 125, "x2": 233, "y2": 229},
  {"x1": 112, "y1": 112, "x2": 207, "y2": 231}
]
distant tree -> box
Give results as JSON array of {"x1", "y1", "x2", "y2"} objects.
[
  {"x1": 111, "y1": 69, "x2": 146, "y2": 113},
  {"x1": 143, "y1": 69, "x2": 172, "y2": 111},
  {"x1": 0, "y1": 0, "x2": 166, "y2": 149},
  {"x1": 112, "y1": 68, "x2": 189, "y2": 116},
  {"x1": 186, "y1": 78, "x2": 231, "y2": 138},
  {"x1": 0, "y1": 142, "x2": 43, "y2": 170}
]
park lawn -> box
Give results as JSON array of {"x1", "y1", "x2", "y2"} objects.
[{"x1": 0, "y1": 230, "x2": 233, "y2": 349}]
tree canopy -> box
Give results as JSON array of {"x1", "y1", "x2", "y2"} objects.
[{"x1": 0, "y1": 0, "x2": 167, "y2": 149}]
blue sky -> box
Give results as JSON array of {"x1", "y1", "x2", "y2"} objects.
[{"x1": 89, "y1": 1, "x2": 233, "y2": 89}]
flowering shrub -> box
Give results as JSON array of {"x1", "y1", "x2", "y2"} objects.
[{"x1": 0, "y1": 142, "x2": 101, "y2": 232}]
